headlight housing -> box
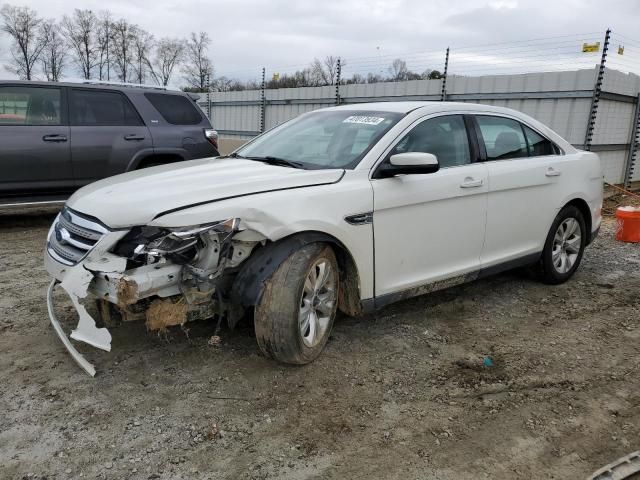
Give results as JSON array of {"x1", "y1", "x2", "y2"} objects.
[{"x1": 115, "y1": 218, "x2": 240, "y2": 264}]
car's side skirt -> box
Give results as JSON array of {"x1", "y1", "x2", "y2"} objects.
[{"x1": 362, "y1": 252, "x2": 542, "y2": 313}]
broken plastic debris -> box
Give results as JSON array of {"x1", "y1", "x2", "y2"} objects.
[
  {"x1": 483, "y1": 356, "x2": 494, "y2": 367},
  {"x1": 60, "y1": 265, "x2": 112, "y2": 352}
]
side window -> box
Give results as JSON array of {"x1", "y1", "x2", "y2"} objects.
[
  {"x1": 144, "y1": 93, "x2": 202, "y2": 125},
  {"x1": 70, "y1": 89, "x2": 142, "y2": 126},
  {"x1": 390, "y1": 115, "x2": 471, "y2": 168},
  {"x1": 476, "y1": 116, "x2": 528, "y2": 160},
  {"x1": 0, "y1": 86, "x2": 61, "y2": 125},
  {"x1": 523, "y1": 125, "x2": 557, "y2": 156}
]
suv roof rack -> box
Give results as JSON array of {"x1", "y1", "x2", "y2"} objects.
[{"x1": 80, "y1": 80, "x2": 169, "y2": 91}]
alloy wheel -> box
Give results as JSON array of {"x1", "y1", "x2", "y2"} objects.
[{"x1": 299, "y1": 259, "x2": 337, "y2": 347}]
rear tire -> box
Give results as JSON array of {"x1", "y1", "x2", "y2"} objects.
[
  {"x1": 255, "y1": 243, "x2": 339, "y2": 364},
  {"x1": 538, "y1": 205, "x2": 587, "y2": 284}
]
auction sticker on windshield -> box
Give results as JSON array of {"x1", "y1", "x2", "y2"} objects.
[{"x1": 343, "y1": 116, "x2": 386, "y2": 125}]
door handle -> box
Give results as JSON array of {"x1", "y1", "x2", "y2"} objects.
[
  {"x1": 545, "y1": 167, "x2": 562, "y2": 177},
  {"x1": 460, "y1": 177, "x2": 484, "y2": 188},
  {"x1": 42, "y1": 134, "x2": 67, "y2": 142},
  {"x1": 124, "y1": 134, "x2": 145, "y2": 141}
]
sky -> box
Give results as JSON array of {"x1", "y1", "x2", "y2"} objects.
[{"x1": 1, "y1": 0, "x2": 639, "y2": 85}]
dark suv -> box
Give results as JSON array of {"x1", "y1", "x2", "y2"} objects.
[{"x1": 0, "y1": 81, "x2": 219, "y2": 204}]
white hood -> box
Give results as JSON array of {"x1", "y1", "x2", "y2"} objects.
[{"x1": 67, "y1": 157, "x2": 344, "y2": 228}]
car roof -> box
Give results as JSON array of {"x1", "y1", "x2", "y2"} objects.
[
  {"x1": 322, "y1": 101, "x2": 528, "y2": 116},
  {"x1": 0, "y1": 79, "x2": 188, "y2": 95}
]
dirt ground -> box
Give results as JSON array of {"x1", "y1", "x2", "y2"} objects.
[{"x1": 1, "y1": 203, "x2": 639, "y2": 480}]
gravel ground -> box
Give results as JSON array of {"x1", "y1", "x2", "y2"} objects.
[{"x1": 1, "y1": 205, "x2": 639, "y2": 480}]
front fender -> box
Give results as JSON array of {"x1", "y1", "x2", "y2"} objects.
[{"x1": 230, "y1": 232, "x2": 362, "y2": 314}]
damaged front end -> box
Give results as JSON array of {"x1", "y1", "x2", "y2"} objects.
[{"x1": 45, "y1": 207, "x2": 264, "y2": 376}]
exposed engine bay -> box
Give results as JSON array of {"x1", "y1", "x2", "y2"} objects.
[
  {"x1": 45, "y1": 209, "x2": 267, "y2": 375},
  {"x1": 91, "y1": 217, "x2": 264, "y2": 331}
]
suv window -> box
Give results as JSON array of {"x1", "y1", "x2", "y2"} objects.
[
  {"x1": 476, "y1": 116, "x2": 528, "y2": 160},
  {"x1": 70, "y1": 89, "x2": 142, "y2": 126},
  {"x1": 145, "y1": 93, "x2": 202, "y2": 125},
  {"x1": 390, "y1": 115, "x2": 470, "y2": 168},
  {"x1": 0, "y1": 86, "x2": 61, "y2": 125},
  {"x1": 522, "y1": 124, "x2": 557, "y2": 156}
]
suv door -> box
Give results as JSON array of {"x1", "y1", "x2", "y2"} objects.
[
  {"x1": 69, "y1": 88, "x2": 152, "y2": 186},
  {"x1": 0, "y1": 85, "x2": 72, "y2": 195},
  {"x1": 474, "y1": 114, "x2": 562, "y2": 267},
  {"x1": 371, "y1": 114, "x2": 488, "y2": 298}
]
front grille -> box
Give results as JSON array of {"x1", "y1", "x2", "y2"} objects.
[{"x1": 47, "y1": 208, "x2": 108, "y2": 265}]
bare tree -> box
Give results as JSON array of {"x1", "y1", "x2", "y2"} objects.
[
  {"x1": 131, "y1": 26, "x2": 153, "y2": 84},
  {"x1": 0, "y1": 4, "x2": 45, "y2": 80},
  {"x1": 111, "y1": 18, "x2": 135, "y2": 83},
  {"x1": 388, "y1": 58, "x2": 408, "y2": 81},
  {"x1": 309, "y1": 56, "x2": 342, "y2": 86},
  {"x1": 366, "y1": 72, "x2": 383, "y2": 84},
  {"x1": 182, "y1": 32, "x2": 212, "y2": 91},
  {"x1": 62, "y1": 9, "x2": 98, "y2": 79},
  {"x1": 96, "y1": 11, "x2": 113, "y2": 80},
  {"x1": 147, "y1": 37, "x2": 183, "y2": 86},
  {"x1": 213, "y1": 75, "x2": 233, "y2": 92},
  {"x1": 39, "y1": 19, "x2": 66, "y2": 81}
]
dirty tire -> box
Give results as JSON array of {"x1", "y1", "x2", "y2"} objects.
[
  {"x1": 255, "y1": 243, "x2": 338, "y2": 365},
  {"x1": 538, "y1": 205, "x2": 586, "y2": 284}
]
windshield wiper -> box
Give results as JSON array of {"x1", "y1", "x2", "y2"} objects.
[{"x1": 244, "y1": 156, "x2": 305, "y2": 169}]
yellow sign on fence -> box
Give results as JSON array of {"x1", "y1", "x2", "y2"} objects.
[{"x1": 582, "y1": 42, "x2": 600, "y2": 53}]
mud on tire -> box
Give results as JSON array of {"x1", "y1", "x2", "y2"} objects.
[{"x1": 255, "y1": 243, "x2": 339, "y2": 364}]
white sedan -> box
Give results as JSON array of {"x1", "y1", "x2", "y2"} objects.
[{"x1": 44, "y1": 102, "x2": 603, "y2": 374}]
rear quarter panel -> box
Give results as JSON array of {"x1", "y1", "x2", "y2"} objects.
[{"x1": 554, "y1": 150, "x2": 603, "y2": 234}]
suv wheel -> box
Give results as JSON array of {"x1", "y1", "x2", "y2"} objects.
[
  {"x1": 255, "y1": 243, "x2": 338, "y2": 364},
  {"x1": 538, "y1": 205, "x2": 586, "y2": 284}
]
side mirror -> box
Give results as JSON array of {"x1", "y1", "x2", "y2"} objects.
[{"x1": 374, "y1": 152, "x2": 440, "y2": 178}]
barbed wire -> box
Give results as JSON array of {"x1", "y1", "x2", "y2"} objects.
[{"x1": 230, "y1": 32, "x2": 620, "y2": 81}]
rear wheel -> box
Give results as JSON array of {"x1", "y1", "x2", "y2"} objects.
[
  {"x1": 255, "y1": 243, "x2": 338, "y2": 364},
  {"x1": 538, "y1": 205, "x2": 586, "y2": 284}
]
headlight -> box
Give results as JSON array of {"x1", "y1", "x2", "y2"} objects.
[{"x1": 115, "y1": 218, "x2": 240, "y2": 263}]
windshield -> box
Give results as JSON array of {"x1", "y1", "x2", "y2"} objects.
[{"x1": 235, "y1": 110, "x2": 403, "y2": 169}]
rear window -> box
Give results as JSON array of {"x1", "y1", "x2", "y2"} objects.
[
  {"x1": 522, "y1": 124, "x2": 558, "y2": 156},
  {"x1": 476, "y1": 115, "x2": 528, "y2": 160},
  {"x1": 145, "y1": 93, "x2": 202, "y2": 125},
  {"x1": 70, "y1": 89, "x2": 142, "y2": 126}
]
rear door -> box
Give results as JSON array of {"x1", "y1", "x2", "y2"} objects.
[
  {"x1": 475, "y1": 114, "x2": 563, "y2": 267},
  {"x1": 0, "y1": 84, "x2": 72, "y2": 195},
  {"x1": 69, "y1": 88, "x2": 152, "y2": 186}
]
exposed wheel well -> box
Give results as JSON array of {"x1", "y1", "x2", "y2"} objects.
[
  {"x1": 230, "y1": 231, "x2": 364, "y2": 316},
  {"x1": 135, "y1": 154, "x2": 184, "y2": 170},
  {"x1": 564, "y1": 198, "x2": 592, "y2": 241},
  {"x1": 324, "y1": 239, "x2": 363, "y2": 317}
]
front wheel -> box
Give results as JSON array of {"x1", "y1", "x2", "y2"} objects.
[
  {"x1": 538, "y1": 205, "x2": 587, "y2": 284},
  {"x1": 255, "y1": 243, "x2": 339, "y2": 364}
]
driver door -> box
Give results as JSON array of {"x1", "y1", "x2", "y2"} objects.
[{"x1": 371, "y1": 114, "x2": 488, "y2": 298}]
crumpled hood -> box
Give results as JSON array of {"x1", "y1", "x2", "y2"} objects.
[{"x1": 67, "y1": 157, "x2": 344, "y2": 228}]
